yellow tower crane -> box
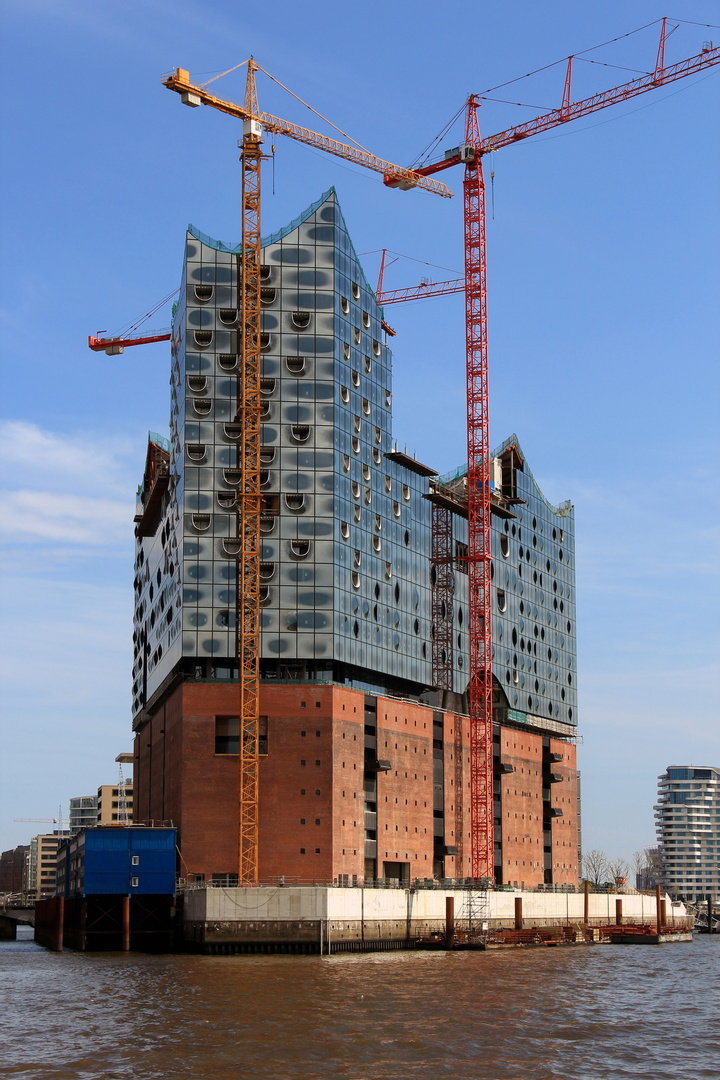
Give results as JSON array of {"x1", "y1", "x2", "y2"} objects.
[{"x1": 163, "y1": 61, "x2": 452, "y2": 883}]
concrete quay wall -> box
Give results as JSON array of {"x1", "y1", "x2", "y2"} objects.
[{"x1": 182, "y1": 887, "x2": 688, "y2": 951}]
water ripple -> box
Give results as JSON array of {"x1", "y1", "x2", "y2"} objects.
[{"x1": 0, "y1": 936, "x2": 717, "y2": 1079}]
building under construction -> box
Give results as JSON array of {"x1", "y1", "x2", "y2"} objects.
[{"x1": 131, "y1": 189, "x2": 579, "y2": 888}]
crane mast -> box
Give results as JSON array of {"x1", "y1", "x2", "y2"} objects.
[
  {"x1": 462, "y1": 99, "x2": 494, "y2": 881},
  {"x1": 236, "y1": 60, "x2": 263, "y2": 884}
]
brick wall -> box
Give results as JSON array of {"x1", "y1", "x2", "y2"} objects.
[
  {"x1": 374, "y1": 697, "x2": 435, "y2": 877},
  {"x1": 133, "y1": 681, "x2": 579, "y2": 887},
  {"x1": 499, "y1": 729, "x2": 545, "y2": 889},
  {"x1": 549, "y1": 737, "x2": 579, "y2": 885}
]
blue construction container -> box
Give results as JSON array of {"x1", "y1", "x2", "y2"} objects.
[{"x1": 56, "y1": 827, "x2": 176, "y2": 898}]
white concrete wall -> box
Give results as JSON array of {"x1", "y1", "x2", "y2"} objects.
[{"x1": 184, "y1": 886, "x2": 687, "y2": 926}]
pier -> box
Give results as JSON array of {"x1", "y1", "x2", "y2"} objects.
[{"x1": 180, "y1": 883, "x2": 691, "y2": 955}]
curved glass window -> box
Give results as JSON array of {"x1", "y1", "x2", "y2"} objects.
[{"x1": 291, "y1": 424, "x2": 311, "y2": 443}]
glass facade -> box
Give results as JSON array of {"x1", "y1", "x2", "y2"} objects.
[{"x1": 131, "y1": 189, "x2": 577, "y2": 733}]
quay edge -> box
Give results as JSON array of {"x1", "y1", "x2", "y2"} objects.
[{"x1": 181, "y1": 885, "x2": 691, "y2": 955}]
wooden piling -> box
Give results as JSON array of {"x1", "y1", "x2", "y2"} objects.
[
  {"x1": 53, "y1": 896, "x2": 64, "y2": 953},
  {"x1": 514, "y1": 896, "x2": 523, "y2": 930},
  {"x1": 655, "y1": 884, "x2": 662, "y2": 934},
  {"x1": 584, "y1": 880, "x2": 589, "y2": 926},
  {"x1": 121, "y1": 895, "x2": 131, "y2": 952},
  {"x1": 615, "y1": 898, "x2": 622, "y2": 926},
  {"x1": 79, "y1": 900, "x2": 87, "y2": 952},
  {"x1": 445, "y1": 896, "x2": 454, "y2": 949}
]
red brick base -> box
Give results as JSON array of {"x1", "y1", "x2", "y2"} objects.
[{"x1": 133, "y1": 682, "x2": 578, "y2": 885}]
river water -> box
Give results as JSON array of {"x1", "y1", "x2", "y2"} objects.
[{"x1": 1, "y1": 931, "x2": 718, "y2": 1080}]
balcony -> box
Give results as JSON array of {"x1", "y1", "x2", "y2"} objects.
[{"x1": 365, "y1": 758, "x2": 391, "y2": 773}]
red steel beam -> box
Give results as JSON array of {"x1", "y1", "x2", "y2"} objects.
[
  {"x1": 88, "y1": 332, "x2": 171, "y2": 352},
  {"x1": 378, "y1": 279, "x2": 464, "y2": 305}
]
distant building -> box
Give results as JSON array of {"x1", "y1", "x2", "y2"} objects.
[
  {"x1": 97, "y1": 781, "x2": 133, "y2": 826},
  {"x1": 635, "y1": 846, "x2": 663, "y2": 891},
  {"x1": 26, "y1": 839, "x2": 37, "y2": 895},
  {"x1": 69, "y1": 796, "x2": 98, "y2": 836},
  {"x1": 0, "y1": 846, "x2": 29, "y2": 895},
  {"x1": 655, "y1": 766, "x2": 720, "y2": 902},
  {"x1": 33, "y1": 833, "x2": 69, "y2": 898}
]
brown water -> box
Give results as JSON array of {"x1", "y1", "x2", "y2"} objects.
[{"x1": 1, "y1": 933, "x2": 718, "y2": 1079}]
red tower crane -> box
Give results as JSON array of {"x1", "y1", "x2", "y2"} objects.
[
  {"x1": 385, "y1": 22, "x2": 719, "y2": 882},
  {"x1": 375, "y1": 248, "x2": 464, "y2": 306},
  {"x1": 88, "y1": 289, "x2": 178, "y2": 355}
]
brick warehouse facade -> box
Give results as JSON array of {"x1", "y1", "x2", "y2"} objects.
[
  {"x1": 132, "y1": 189, "x2": 580, "y2": 887},
  {"x1": 134, "y1": 681, "x2": 578, "y2": 887}
]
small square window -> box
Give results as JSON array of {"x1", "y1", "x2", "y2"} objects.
[
  {"x1": 300, "y1": 848, "x2": 305, "y2": 854},
  {"x1": 131, "y1": 855, "x2": 139, "y2": 866},
  {"x1": 315, "y1": 848, "x2": 320, "y2": 854},
  {"x1": 315, "y1": 730, "x2": 320, "y2": 737},
  {"x1": 131, "y1": 877, "x2": 139, "y2": 888},
  {"x1": 315, "y1": 789, "x2": 320, "y2": 795},
  {"x1": 315, "y1": 818, "x2": 320, "y2": 825},
  {"x1": 300, "y1": 818, "x2": 306, "y2": 825},
  {"x1": 301, "y1": 730, "x2": 306, "y2": 737},
  {"x1": 315, "y1": 702, "x2": 320, "y2": 708},
  {"x1": 301, "y1": 759, "x2": 306, "y2": 766},
  {"x1": 315, "y1": 760, "x2": 320, "y2": 766},
  {"x1": 300, "y1": 789, "x2": 306, "y2": 795},
  {"x1": 301, "y1": 703, "x2": 306, "y2": 709}
]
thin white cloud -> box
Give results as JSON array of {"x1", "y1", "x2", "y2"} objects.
[
  {"x1": 0, "y1": 420, "x2": 138, "y2": 499},
  {"x1": 0, "y1": 421, "x2": 141, "y2": 556},
  {"x1": 0, "y1": 490, "x2": 131, "y2": 545}
]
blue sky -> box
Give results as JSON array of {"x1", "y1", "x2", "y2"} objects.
[{"x1": 1, "y1": 0, "x2": 718, "y2": 865}]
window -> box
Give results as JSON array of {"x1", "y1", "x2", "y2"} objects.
[
  {"x1": 285, "y1": 356, "x2": 306, "y2": 375},
  {"x1": 131, "y1": 855, "x2": 139, "y2": 866},
  {"x1": 215, "y1": 716, "x2": 239, "y2": 755},
  {"x1": 259, "y1": 715, "x2": 268, "y2": 756},
  {"x1": 131, "y1": 877, "x2": 139, "y2": 888}
]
